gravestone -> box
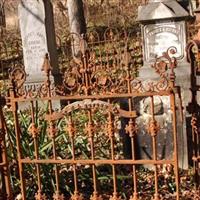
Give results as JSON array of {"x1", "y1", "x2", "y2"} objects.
[
  {"x1": 18, "y1": 0, "x2": 59, "y2": 90},
  {"x1": 135, "y1": 96, "x2": 174, "y2": 168},
  {"x1": 143, "y1": 22, "x2": 185, "y2": 62},
  {"x1": 137, "y1": 0, "x2": 190, "y2": 169}
]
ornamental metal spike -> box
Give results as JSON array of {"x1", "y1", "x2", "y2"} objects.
[
  {"x1": 53, "y1": 191, "x2": 64, "y2": 200},
  {"x1": 71, "y1": 192, "x2": 83, "y2": 200},
  {"x1": 90, "y1": 192, "x2": 103, "y2": 200},
  {"x1": 35, "y1": 191, "x2": 47, "y2": 200}
]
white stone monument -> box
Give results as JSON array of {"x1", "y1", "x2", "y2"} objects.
[
  {"x1": 18, "y1": 0, "x2": 60, "y2": 109},
  {"x1": 137, "y1": 0, "x2": 190, "y2": 169},
  {"x1": 18, "y1": 0, "x2": 59, "y2": 88},
  {"x1": 19, "y1": 0, "x2": 48, "y2": 82}
]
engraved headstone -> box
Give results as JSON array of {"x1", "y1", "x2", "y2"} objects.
[
  {"x1": 136, "y1": 96, "x2": 174, "y2": 168},
  {"x1": 18, "y1": 0, "x2": 60, "y2": 109},
  {"x1": 138, "y1": 0, "x2": 189, "y2": 65},
  {"x1": 137, "y1": 0, "x2": 190, "y2": 169},
  {"x1": 18, "y1": 0, "x2": 59, "y2": 86},
  {"x1": 144, "y1": 22, "x2": 185, "y2": 62}
]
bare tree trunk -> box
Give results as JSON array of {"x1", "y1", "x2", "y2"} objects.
[
  {"x1": 67, "y1": 0, "x2": 86, "y2": 57},
  {"x1": 0, "y1": 0, "x2": 6, "y2": 27}
]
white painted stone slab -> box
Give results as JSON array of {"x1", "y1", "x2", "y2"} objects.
[
  {"x1": 143, "y1": 21, "x2": 186, "y2": 63},
  {"x1": 18, "y1": 0, "x2": 48, "y2": 81}
]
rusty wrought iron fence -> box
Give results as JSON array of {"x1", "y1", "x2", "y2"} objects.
[
  {"x1": 0, "y1": 30, "x2": 184, "y2": 200},
  {"x1": 0, "y1": 36, "x2": 23, "y2": 83},
  {"x1": 0, "y1": 96, "x2": 12, "y2": 200},
  {"x1": 56, "y1": 28, "x2": 142, "y2": 75},
  {"x1": 54, "y1": 0, "x2": 142, "y2": 36},
  {"x1": 187, "y1": 40, "x2": 200, "y2": 189}
]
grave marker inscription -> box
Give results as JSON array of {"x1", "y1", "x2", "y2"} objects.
[
  {"x1": 138, "y1": 0, "x2": 190, "y2": 169},
  {"x1": 18, "y1": 0, "x2": 59, "y2": 109},
  {"x1": 18, "y1": 0, "x2": 58, "y2": 83},
  {"x1": 144, "y1": 22, "x2": 185, "y2": 62}
]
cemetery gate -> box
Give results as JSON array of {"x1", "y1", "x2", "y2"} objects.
[{"x1": 1, "y1": 31, "x2": 182, "y2": 200}]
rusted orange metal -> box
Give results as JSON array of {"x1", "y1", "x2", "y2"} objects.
[
  {"x1": 187, "y1": 40, "x2": 200, "y2": 189},
  {"x1": 0, "y1": 95, "x2": 12, "y2": 200},
  {"x1": 1, "y1": 29, "x2": 182, "y2": 199}
]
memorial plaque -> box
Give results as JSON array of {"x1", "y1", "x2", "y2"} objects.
[
  {"x1": 143, "y1": 21, "x2": 186, "y2": 62},
  {"x1": 18, "y1": 0, "x2": 48, "y2": 81}
]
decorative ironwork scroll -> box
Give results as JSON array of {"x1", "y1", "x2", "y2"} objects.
[
  {"x1": 2, "y1": 30, "x2": 183, "y2": 200},
  {"x1": 187, "y1": 40, "x2": 200, "y2": 188}
]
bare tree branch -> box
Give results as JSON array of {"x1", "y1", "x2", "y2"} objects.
[
  {"x1": 0, "y1": 0, "x2": 6, "y2": 7},
  {"x1": 56, "y1": 0, "x2": 68, "y2": 19}
]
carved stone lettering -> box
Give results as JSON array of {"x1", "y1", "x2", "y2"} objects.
[
  {"x1": 18, "y1": 0, "x2": 48, "y2": 80},
  {"x1": 143, "y1": 21, "x2": 185, "y2": 62}
]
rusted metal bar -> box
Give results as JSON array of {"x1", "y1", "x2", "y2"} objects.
[
  {"x1": 19, "y1": 159, "x2": 175, "y2": 165},
  {"x1": 186, "y1": 40, "x2": 200, "y2": 189},
  {"x1": 5, "y1": 91, "x2": 173, "y2": 103},
  {"x1": 0, "y1": 96, "x2": 13, "y2": 199},
  {"x1": 29, "y1": 101, "x2": 46, "y2": 199},
  {"x1": 43, "y1": 53, "x2": 63, "y2": 199},
  {"x1": 65, "y1": 102, "x2": 83, "y2": 199},
  {"x1": 9, "y1": 81, "x2": 26, "y2": 200},
  {"x1": 68, "y1": 112, "x2": 83, "y2": 199},
  {"x1": 107, "y1": 99, "x2": 120, "y2": 200},
  {"x1": 192, "y1": 116, "x2": 200, "y2": 188},
  {"x1": 170, "y1": 93, "x2": 180, "y2": 200},
  {"x1": 87, "y1": 109, "x2": 102, "y2": 199},
  {"x1": 125, "y1": 49, "x2": 138, "y2": 200},
  {"x1": 0, "y1": 161, "x2": 5, "y2": 166},
  {"x1": 150, "y1": 96, "x2": 160, "y2": 200}
]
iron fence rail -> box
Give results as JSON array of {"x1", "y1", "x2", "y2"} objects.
[
  {"x1": 0, "y1": 31, "x2": 199, "y2": 200},
  {"x1": 0, "y1": 34, "x2": 181, "y2": 200}
]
